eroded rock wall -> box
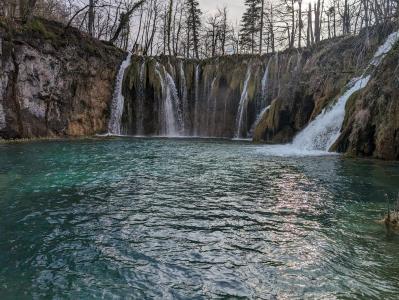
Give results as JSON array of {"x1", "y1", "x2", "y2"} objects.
[{"x1": 0, "y1": 19, "x2": 124, "y2": 139}]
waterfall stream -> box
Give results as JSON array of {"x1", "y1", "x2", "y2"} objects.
[
  {"x1": 235, "y1": 67, "x2": 252, "y2": 138},
  {"x1": 136, "y1": 61, "x2": 146, "y2": 136},
  {"x1": 179, "y1": 61, "x2": 188, "y2": 135},
  {"x1": 108, "y1": 52, "x2": 132, "y2": 135},
  {"x1": 154, "y1": 64, "x2": 182, "y2": 136},
  {"x1": 291, "y1": 30, "x2": 399, "y2": 152},
  {"x1": 194, "y1": 65, "x2": 200, "y2": 136}
]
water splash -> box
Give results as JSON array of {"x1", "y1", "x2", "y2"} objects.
[
  {"x1": 235, "y1": 67, "x2": 252, "y2": 138},
  {"x1": 108, "y1": 52, "x2": 132, "y2": 135}
]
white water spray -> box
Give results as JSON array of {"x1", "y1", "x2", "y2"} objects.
[{"x1": 108, "y1": 52, "x2": 132, "y2": 135}]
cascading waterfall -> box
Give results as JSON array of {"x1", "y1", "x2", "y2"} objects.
[
  {"x1": 135, "y1": 61, "x2": 146, "y2": 136},
  {"x1": 206, "y1": 76, "x2": 217, "y2": 136},
  {"x1": 164, "y1": 70, "x2": 183, "y2": 133},
  {"x1": 250, "y1": 59, "x2": 272, "y2": 136},
  {"x1": 261, "y1": 58, "x2": 272, "y2": 99},
  {"x1": 155, "y1": 64, "x2": 179, "y2": 136},
  {"x1": 253, "y1": 105, "x2": 271, "y2": 129},
  {"x1": 179, "y1": 61, "x2": 188, "y2": 134},
  {"x1": 211, "y1": 77, "x2": 220, "y2": 136},
  {"x1": 292, "y1": 76, "x2": 371, "y2": 151},
  {"x1": 194, "y1": 65, "x2": 200, "y2": 136},
  {"x1": 292, "y1": 30, "x2": 399, "y2": 152},
  {"x1": 108, "y1": 52, "x2": 132, "y2": 135},
  {"x1": 235, "y1": 67, "x2": 252, "y2": 138},
  {"x1": 0, "y1": 103, "x2": 6, "y2": 130}
]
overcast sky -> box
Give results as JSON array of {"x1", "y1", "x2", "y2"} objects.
[{"x1": 199, "y1": 0, "x2": 244, "y2": 23}]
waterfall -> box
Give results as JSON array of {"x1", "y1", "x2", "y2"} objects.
[
  {"x1": 179, "y1": 61, "x2": 188, "y2": 135},
  {"x1": 136, "y1": 61, "x2": 146, "y2": 136},
  {"x1": 292, "y1": 76, "x2": 371, "y2": 151},
  {"x1": 261, "y1": 58, "x2": 272, "y2": 99},
  {"x1": 0, "y1": 103, "x2": 5, "y2": 130},
  {"x1": 235, "y1": 67, "x2": 252, "y2": 138},
  {"x1": 206, "y1": 76, "x2": 217, "y2": 136},
  {"x1": 194, "y1": 65, "x2": 200, "y2": 136},
  {"x1": 292, "y1": 30, "x2": 399, "y2": 152},
  {"x1": 155, "y1": 63, "x2": 182, "y2": 136},
  {"x1": 108, "y1": 52, "x2": 132, "y2": 135},
  {"x1": 255, "y1": 105, "x2": 271, "y2": 127},
  {"x1": 211, "y1": 77, "x2": 219, "y2": 136}
]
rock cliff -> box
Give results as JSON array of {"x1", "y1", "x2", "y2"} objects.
[{"x1": 0, "y1": 18, "x2": 123, "y2": 139}]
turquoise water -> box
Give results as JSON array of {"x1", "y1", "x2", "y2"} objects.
[{"x1": 1, "y1": 138, "x2": 399, "y2": 299}]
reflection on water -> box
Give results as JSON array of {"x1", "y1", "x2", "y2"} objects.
[{"x1": 0, "y1": 138, "x2": 399, "y2": 299}]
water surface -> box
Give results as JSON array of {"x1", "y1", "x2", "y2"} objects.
[{"x1": 1, "y1": 138, "x2": 399, "y2": 299}]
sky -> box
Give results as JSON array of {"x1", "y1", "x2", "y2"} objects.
[{"x1": 199, "y1": 0, "x2": 244, "y2": 23}]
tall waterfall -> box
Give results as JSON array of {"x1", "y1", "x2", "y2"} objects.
[
  {"x1": 179, "y1": 61, "x2": 188, "y2": 134},
  {"x1": 205, "y1": 76, "x2": 217, "y2": 136},
  {"x1": 261, "y1": 58, "x2": 272, "y2": 99},
  {"x1": 135, "y1": 61, "x2": 146, "y2": 136},
  {"x1": 0, "y1": 103, "x2": 6, "y2": 130},
  {"x1": 292, "y1": 30, "x2": 399, "y2": 152},
  {"x1": 194, "y1": 65, "x2": 200, "y2": 136},
  {"x1": 108, "y1": 52, "x2": 132, "y2": 135},
  {"x1": 155, "y1": 64, "x2": 182, "y2": 136},
  {"x1": 235, "y1": 67, "x2": 252, "y2": 138}
]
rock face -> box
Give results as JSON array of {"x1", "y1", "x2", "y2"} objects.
[
  {"x1": 332, "y1": 42, "x2": 399, "y2": 160},
  {"x1": 0, "y1": 19, "x2": 124, "y2": 139}
]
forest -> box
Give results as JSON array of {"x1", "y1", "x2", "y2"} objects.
[{"x1": 1, "y1": 0, "x2": 395, "y2": 57}]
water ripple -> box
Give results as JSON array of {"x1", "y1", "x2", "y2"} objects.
[{"x1": 0, "y1": 138, "x2": 399, "y2": 299}]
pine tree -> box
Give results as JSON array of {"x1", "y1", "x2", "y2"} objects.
[
  {"x1": 185, "y1": 0, "x2": 202, "y2": 59},
  {"x1": 240, "y1": 0, "x2": 262, "y2": 54}
]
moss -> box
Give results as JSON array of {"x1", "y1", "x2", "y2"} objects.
[
  {"x1": 24, "y1": 19, "x2": 57, "y2": 40},
  {"x1": 342, "y1": 89, "x2": 361, "y2": 128}
]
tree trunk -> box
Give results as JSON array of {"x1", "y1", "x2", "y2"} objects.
[
  {"x1": 259, "y1": 0, "x2": 265, "y2": 54},
  {"x1": 290, "y1": 0, "x2": 295, "y2": 48},
  {"x1": 88, "y1": 0, "x2": 95, "y2": 36},
  {"x1": 19, "y1": 0, "x2": 37, "y2": 23},
  {"x1": 167, "y1": 0, "x2": 173, "y2": 56},
  {"x1": 110, "y1": 0, "x2": 146, "y2": 44},
  {"x1": 298, "y1": 0, "x2": 302, "y2": 48}
]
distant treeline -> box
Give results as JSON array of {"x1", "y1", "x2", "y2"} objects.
[{"x1": 1, "y1": 0, "x2": 397, "y2": 57}]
